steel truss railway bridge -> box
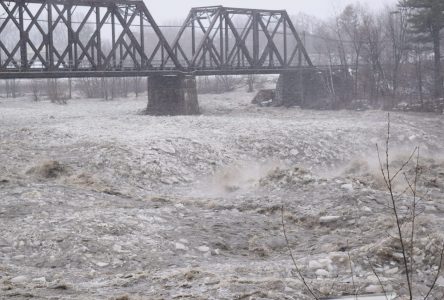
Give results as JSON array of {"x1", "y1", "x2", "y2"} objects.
[{"x1": 0, "y1": 0, "x2": 328, "y2": 114}]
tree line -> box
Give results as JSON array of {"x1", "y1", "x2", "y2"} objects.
[{"x1": 293, "y1": 0, "x2": 443, "y2": 110}]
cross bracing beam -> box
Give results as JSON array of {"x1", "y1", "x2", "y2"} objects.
[
  {"x1": 0, "y1": 2, "x2": 314, "y2": 78},
  {"x1": 0, "y1": 0, "x2": 180, "y2": 73},
  {"x1": 167, "y1": 6, "x2": 313, "y2": 71}
]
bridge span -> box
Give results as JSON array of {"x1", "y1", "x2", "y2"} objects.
[{"x1": 0, "y1": 0, "x2": 327, "y2": 114}]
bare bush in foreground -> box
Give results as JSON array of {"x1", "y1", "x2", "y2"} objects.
[
  {"x1": 374, "y1": 113, "x2": 444, "y2": 299},
  {"x1": 281, "y1": 114, "x2": 444, "y2": 299}
]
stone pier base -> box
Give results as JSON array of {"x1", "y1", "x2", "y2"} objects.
[
  {"x1": 274, "y1": 70, "x2": 328, "y2": 107},
  {"x1": 146, "y1": 75, "x2": 200, "y2": 116}
]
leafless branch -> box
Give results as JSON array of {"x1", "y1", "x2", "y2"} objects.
[
  {"x1": 377, "y1": 113, "x2": 413, "y2": 299},
  {"x1": 424, "y1": 243, "x2": 444, "y2": 300},
  {"x1": 368, "y1": 257, "x2": 390, "y2": 300},
  {"x1": 281, "y1": 206, "x2": 319, "y2": 300},
  {"x1": 390, "y1": 146, "x2": 419, "y2": 182},
  {"x1": 347, "y1": 241, "x2": 358, "y2": 299}
]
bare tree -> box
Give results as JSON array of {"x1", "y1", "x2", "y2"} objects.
[
  {"x1": 134, "y1": 77, "x2": 143, "y2": 97},
  {"x1": 413, "y1": 44, "x2": 425, "y2": 106},
  {"x1": 246, "y1": 75, "x2": 256, "y2": 93},
  {"x1": 337, "y1": 5, "x2": 365, "y2": 98},
  {"x1": 31, "y1": 80, "x2": 41, "y2": 102},
  {"x1": 361, "y1": 10, "x2": 389, "y2": 104},
  {"x1": 386, "y1": 8, "x2": 409, "y2": 98},
  {"x1": 197, "y1": 76, "x2": 238, "y2": 94},
  {"x1": 375, "y1": 114, "x2": 444, "y2": 299},
  {"x1": 47, "y1": 79, "x2": 67, "y2": 104}
]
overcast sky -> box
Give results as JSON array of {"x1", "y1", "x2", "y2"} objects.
[{"x1": 146, "y1": 0, "x2": 400, "y2": 24}]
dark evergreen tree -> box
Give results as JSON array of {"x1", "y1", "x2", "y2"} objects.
[{"x1": 399, "y1": 0, "x2": 444, "y2": 98}]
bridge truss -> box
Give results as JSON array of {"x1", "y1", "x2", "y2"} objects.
[
  {"x1": 169, "y1": 6, "x2": 313, "y2": 73},
  {"x1": 0, "y1": 0, "x2": 314, "y2": 79}
]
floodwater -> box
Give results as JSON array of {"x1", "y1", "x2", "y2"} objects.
[{"x1": 1, "y1": 91, "x2": 444, "y2": 299}]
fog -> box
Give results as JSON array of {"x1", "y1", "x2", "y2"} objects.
[{"x1": 145, "y1": 0, "x2": 399, "y2": 23}]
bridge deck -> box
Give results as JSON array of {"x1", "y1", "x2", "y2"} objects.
[{"x1": 0, "y1": 66, "x2": 334, "y2": 79}]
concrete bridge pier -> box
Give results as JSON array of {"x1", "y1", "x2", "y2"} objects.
[
  {"x1": 146, "y1": 75, "x2": 200, "y2": 116},
  {"x1": 275, "y1": 70, "x2": 327, "y2": 107}
]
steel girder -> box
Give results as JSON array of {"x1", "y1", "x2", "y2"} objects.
[
  {"x1": 0, "y1": 2, "x2": 314, "y2": 78},
  {"x1": 168, "y1": 6, "x2": 313, "y2": 71},
  {"x1": 0, "y1": 0, "x2": 180, "y2": 74}
]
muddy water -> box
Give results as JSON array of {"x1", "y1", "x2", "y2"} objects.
[{"x1": 1, "y1": 94, "x2": 444, "y2": 299}]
